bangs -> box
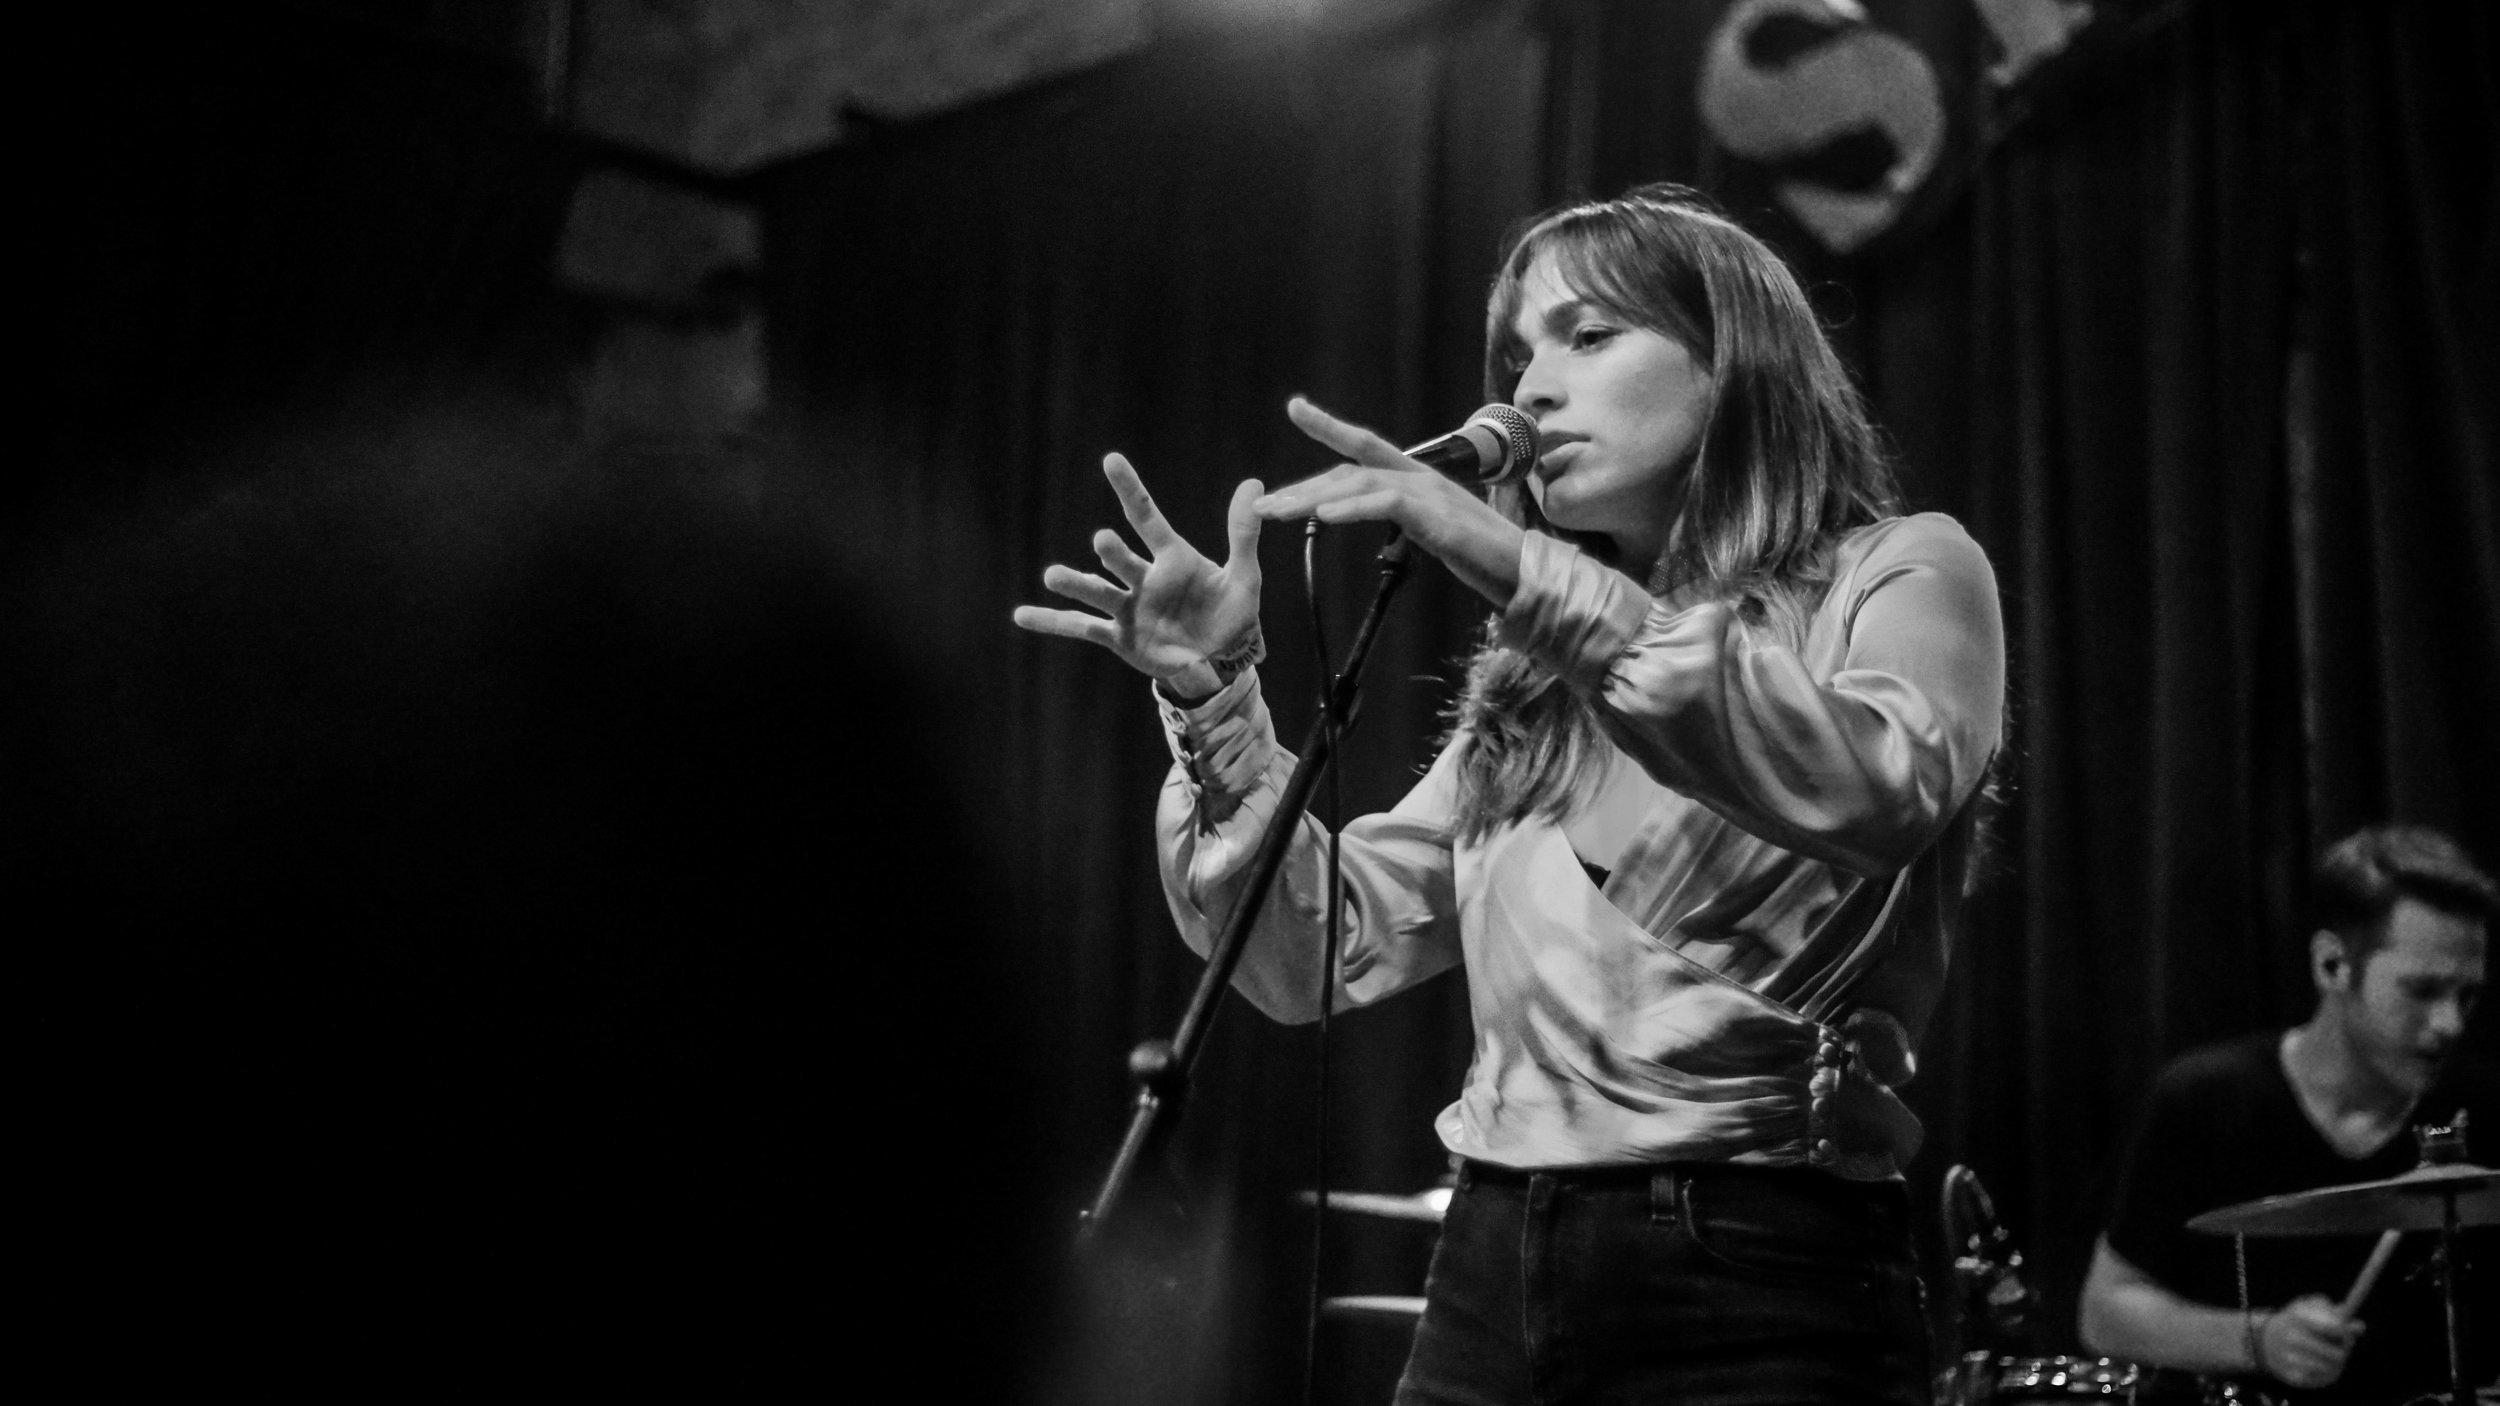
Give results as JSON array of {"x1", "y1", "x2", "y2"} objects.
[{"x1": 1484, "y1": 213, "x2": 1714, "y2": 398}]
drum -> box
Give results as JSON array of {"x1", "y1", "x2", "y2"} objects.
[
  {"x1": 1934, "y1": 1351, "x2": 2308, "y2": 1405},
  {"x1": 1991, "y1": 1356, "x2": 2140, "y2": 1400},
  {"x1": 2190, "y1": 1383, "x2": 2280, "y2": 1406},
  {"x1": 1940, "y1": 1353, "x2": 2140, "y2": 1403},
  {"x1": 2110, "y1": 1366, "x2": 2283, "y2": 1406}
]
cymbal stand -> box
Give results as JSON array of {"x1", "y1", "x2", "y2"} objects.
[
  {"x1": 2431, "y1": 1186, "x2": 2466, "y2": 1406},
  {"x1": 2416, "y1": 1120, "x2": 2472, "y2": 1406}
]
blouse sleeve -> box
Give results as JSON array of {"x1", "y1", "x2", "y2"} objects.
[
  {"x1": 1152, "y1": 669, "x2": 1466, "y2": 1024},
  {"x1": 1499, "y1": 514, "x2": 2004, "y2": 877}
]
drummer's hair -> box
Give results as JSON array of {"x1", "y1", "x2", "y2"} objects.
[{"x1": 2310, "y1": 823, "x2": 2499, "y2": 961}]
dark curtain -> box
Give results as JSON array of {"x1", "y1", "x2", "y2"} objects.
[
  {"x1": 1900, "y1": 0, "x2": 2497, "y2": 1345},
  {"x1": 1543, "y1": 0, "x2": 2496, "y2": 1344},
  {"x1": 1563, "y1": 0, "x2": 2500, "y2": 1349},
  {"x1": 756, "y1": 6, "x2": 1554, "y2": 1398}
]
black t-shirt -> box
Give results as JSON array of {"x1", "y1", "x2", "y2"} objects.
[{"x1": 2102, "y1": 1030, "x2": 2496, "y2": 1405}]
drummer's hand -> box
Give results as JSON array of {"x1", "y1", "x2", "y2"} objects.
[
  {"x1": 1013, "y1": 455, "x2": 1264, "y2": 699},
  {"x1": 2257, "y1": 1294, "x2": 2362, "y2": 1389},
  {"x1": 1253, "y1": 397, "x2": 1525, "y2": 610}
]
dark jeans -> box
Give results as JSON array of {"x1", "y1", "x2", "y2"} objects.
[{"x1": 1393, "y1": 1160, "x2": 1930, "y2": 1406}]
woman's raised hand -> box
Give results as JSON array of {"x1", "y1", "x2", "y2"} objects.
[
  {"x1": 1254, "y1": 397, "x2": 1524, "y2": 609},
  {"x1": 1012, "y1": 453, "x2": 1265, "y2": 696}
]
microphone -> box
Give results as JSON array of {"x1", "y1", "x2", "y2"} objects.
[
  {"x1": 1305, "y1": 404, "x2": 1540, "y2": 562},
  {"x1": 1402, "y1": 404, "x2": 1538, "y2": 488}
]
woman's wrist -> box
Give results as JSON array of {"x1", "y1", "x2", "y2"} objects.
[
  {"x1": 1204, "y1": 621, "x2": 1265, "y2": 683},
  {"x1": 1157, "y1": 660, "x2": 1224, "y2": 706},
  {"x1": 1156, "y1": 622, "x2": 1264, "y2": 706},
  {"x1": 1418, "y1": 487, "x2": 1523, "y2": 610}
]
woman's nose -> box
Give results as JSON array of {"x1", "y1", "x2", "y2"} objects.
[{"x1": 1512, "y1": 357, "x2": 1562, "y2": 416}]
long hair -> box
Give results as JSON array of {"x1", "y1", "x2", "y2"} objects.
[{"x1": 1451, "y1": 184, "x2": 1903, "y2": 840}]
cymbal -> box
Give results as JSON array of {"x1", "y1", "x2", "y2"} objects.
[
  {"x1": 1293, "y1": 1187, "x2": 1452, "y2": 1224},
  {"x1": 2187, "y1": 1162, "x2": 2499, "y2": 1237}
]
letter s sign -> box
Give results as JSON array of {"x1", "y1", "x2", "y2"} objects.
[{"x1": 1697, "y1": 0, "x2": 1944, "y2": 253}]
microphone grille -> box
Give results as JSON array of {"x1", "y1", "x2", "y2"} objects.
[{"x1": 1469, "y1": 403, "x2": 1539, "y2": 486}]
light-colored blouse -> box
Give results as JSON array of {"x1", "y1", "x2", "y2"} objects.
[{"x1": 1154, "y1": 513, "x2": 2004, "y2": 1180}]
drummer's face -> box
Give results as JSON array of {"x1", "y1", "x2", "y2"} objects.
[{"x1": 2332, "y1": 897, "x2": 2486, "y2": 1093}]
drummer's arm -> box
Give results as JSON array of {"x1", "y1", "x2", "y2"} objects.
[
  {"x1": 2079, "y1": 1238, "x2": 2265, "y2": 1374},
  {"x1": 2078, "y1": 1238, "x2": 2361, "y2": 1388}
]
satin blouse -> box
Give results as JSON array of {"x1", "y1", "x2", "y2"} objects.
[{"x1": 1153, "y1": 513, "x2": 2004, "y2": 1179}]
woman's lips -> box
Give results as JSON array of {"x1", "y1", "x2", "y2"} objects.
[{"x1": 1535, "y1": 439, "x2": 1583, "y2": 480}]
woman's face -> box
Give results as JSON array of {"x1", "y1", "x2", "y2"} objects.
[{"x1": 1506, "y1": 249, "x2": 1714, "y2": 573}]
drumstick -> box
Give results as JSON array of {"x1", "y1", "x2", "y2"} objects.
[{"x1": 2337, "y1": 1229, "x2": 2402, "y2": 1318}]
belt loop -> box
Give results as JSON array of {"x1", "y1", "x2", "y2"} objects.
[{"x1": 1648, "y1": 1167, "x2": 1677, "y2": 1224}]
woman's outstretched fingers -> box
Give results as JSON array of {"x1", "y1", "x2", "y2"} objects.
[
  {"x1": 1010, "y1": 599, "x2": 1108, "y2": 646},
  {"x1": 1224, "y1": 478, "x2": 1265, "y2": 568},
  {"x1": 1093, "y1": 528, "x2": 1149, "y2": 586},
  {"x1": 1017, "y1": 448, "x2": 1263, "y2": 682},
  {"x1": 1041, "y1": 564, "x2": 1125, "y2": 614},
  {"x1": 1310, "y1": 487, "x2": 1405, "y2": 527},
  {"x1": 1250, "y1": 465, "x2": 1366, "y2": 521},
  {"x1": 1287, "y1": 396, "x2": 1408, "y2": 467},
  {"x1": 1101, "y1": 452, "x2": 1178, "y2": 550}
]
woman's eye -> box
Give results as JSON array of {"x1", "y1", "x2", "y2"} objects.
[{"x1": 1571, "y1": 325, "x2": 1618, "y2": 350}]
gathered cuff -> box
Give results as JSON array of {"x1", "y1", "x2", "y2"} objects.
[
  {"x1": 1154, "y1": 667, "x2": 1274, "y2": 805},
  {"x1": 1497, "y1": 531, "x2": 1656, "y2": 690}
]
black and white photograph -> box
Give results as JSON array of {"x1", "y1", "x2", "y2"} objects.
[{"x1": 17, "y1": 2, "x2": 2495, "y2": 1401}]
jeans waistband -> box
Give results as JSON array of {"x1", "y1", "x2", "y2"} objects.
[
  {"x1": 1458, "y1": 1158, "x2": 1660, "y2": 1188},
  {"x1": 1456, "y1": 1157, "x2": 1903, "y2": 1202}
]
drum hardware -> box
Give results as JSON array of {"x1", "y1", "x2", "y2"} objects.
[
  {"x1": 1939, "y1": 1167, "x2": 2137, "y2": 1404},
  {"x1": 1293, "y1": 1186, "x2": 1452, "y2": 1224},
  {"x1": 1931, "y1": 1167, "x2": 2275, "y2": 1405},
  {"x1": 1317, "y1": 1294, "x2": 1426, "y2": 1325},
  {"x1": 2188, "y1": 1118, "x2": 2489, "y2": 1406},
  {"x1": 1944, "y1": 1163, "x2": 2037, "y2": 1348},
  {"x1": 1295, "y1": 1184, "x2": 1444, "y2": 1356},
  {"x1": 2187, "y1": 1380, "x2": 2278, "y2": 1404},
  {"x1": 1955, "y1": 1353, "x2": 2141, "y2": 1400}
]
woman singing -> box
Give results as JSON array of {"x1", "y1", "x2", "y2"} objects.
[{"x1": 1015, "y1": 184, "x2": 2005, "y2": 1405}]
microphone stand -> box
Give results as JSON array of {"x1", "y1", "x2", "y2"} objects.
[{"x1": 1077, "y1": 531, "x2": 1415, "y2": 1244}]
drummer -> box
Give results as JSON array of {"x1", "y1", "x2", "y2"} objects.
[{"x1": 2079, "y1": 823, "x2": 2498, "y2": 1404}]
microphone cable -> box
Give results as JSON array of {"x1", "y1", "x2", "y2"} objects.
[{"x1": 1299, "y1": 515, "x2": 1347, "y2": 1406}]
